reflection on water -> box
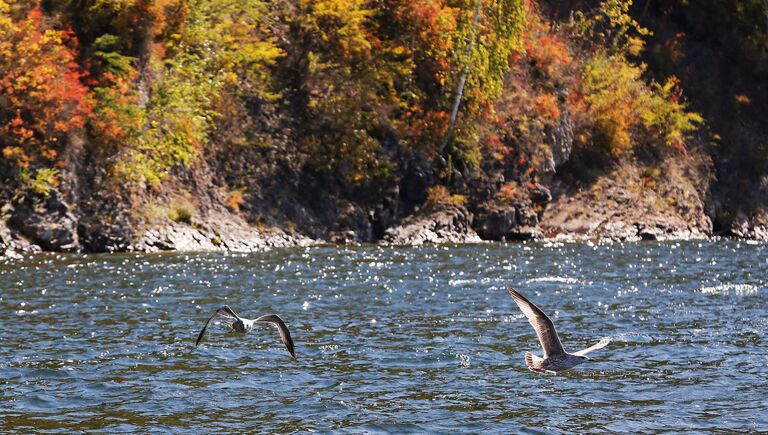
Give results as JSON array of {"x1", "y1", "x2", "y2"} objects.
[{"x1": 1, "y1": 241, "x2": 766, "y2": 432}]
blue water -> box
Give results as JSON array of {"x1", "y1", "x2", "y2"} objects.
[{"x1": 1, "y1": 241, "x2": 766, "y2": 432}]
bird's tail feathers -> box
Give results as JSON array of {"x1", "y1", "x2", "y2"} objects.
[
  {"x1": 524, "y1": 352, "x2": 535, "y2": 370},
  {"x1": 524, "y1": 352, "x2": 546, "y2": 370},
  {"x1": 525, "y1": 352, "x2": 556, "y2": 375}
]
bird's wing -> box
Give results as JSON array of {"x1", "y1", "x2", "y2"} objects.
[
  {"x1": 573, "y1": 337, "x2": 611, "y2": 356},
  {"x1": 508, "y1": 287, "x2": 565, "y2": 357},
  {"x1": 195, "y1": 305, "x2": 241, "y2": 346},
  {"x1": 255, "y1": 314, "x2": 296, "y2": 359}
]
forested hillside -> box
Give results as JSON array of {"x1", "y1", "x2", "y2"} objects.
[{"x1": 1, "y1": 0, "x2": 766, "y2": 254}]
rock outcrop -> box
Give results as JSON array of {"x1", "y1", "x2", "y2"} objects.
[
  {"x1": 328, "y1": 200, "x2": 374, "y2": 244},
  {"x1": 473, "y1": 205, "x2": 544, "y2": 241},
  {"x1": 135, "y1": 210, "x2": 313, "y2": 252},
  {"x1": 725, "y1": 211, "x2": 768, "y2": 240},
  {"x1": 9, "y1": 190, "x2": 80, "y2": 252},
  {"x1": 382, "y1": 205, "x2": 481, "y2": 245},
  {"x1": 0, "y1": 217, "x2": 41, "y2": 259},
  {"x1": 541, "y1": 158, "x2": 713, "y2": 241}
]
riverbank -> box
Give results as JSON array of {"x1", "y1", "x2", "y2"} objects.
[
  {"x1": 3, "y1": 161, "x2": 767, "y2": 259},
  {"x1": 2, "y1": 187, "x2": 765, "y2": 259}
]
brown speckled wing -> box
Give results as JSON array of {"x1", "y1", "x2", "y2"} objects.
[{"x1": 508, "y1": 288, "x2": 565, "y2": 357}]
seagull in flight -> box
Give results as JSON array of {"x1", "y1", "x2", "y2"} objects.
[
  {"x1": 508, "y1": 288, "x2": 610, "y2": 375},
  {"x1": 195, "y1": 305, "x2": 296, "y2": 359}
]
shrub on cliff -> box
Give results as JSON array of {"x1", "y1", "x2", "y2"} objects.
[
  {"x1": 570, "y1": 0, "x2": 702, "y2": 157},
  {"x1": 580, "y1": 53, "x2": 702, "y2": 156}
]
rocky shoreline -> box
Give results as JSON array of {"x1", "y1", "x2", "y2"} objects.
[
  {"x1": 2, "y1": 149, "x2": 767, "y2": 259},
  {"x1": 2, "y1": 200, "x2": 766, "y2": 260}
]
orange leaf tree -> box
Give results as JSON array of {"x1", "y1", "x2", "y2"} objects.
[{"x1": 0, "y1": 3, "x2": 92, "y2": 190}]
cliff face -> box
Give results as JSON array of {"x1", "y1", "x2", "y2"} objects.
[
  {"x1": 1, "y1": 0, "x2": 767, "y2": 258},
  {"x1": 0, "y1": 125, "x2": 724, "y2": 258},
  {"x1": 541, "y1": 152, "x2": 714, "y2": 241},
  {"x1": 633, "y1": 0, "x2": 768, "y2": 238}
]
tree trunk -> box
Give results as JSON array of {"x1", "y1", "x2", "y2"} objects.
[
  {"x1": 135, "y1": 4, "x2": 156, "y2": 107},
  {"x1": 439, "y1": 0, "x2": 483, "y2": 155}
]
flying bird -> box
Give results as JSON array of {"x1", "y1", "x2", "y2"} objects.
[
  {"x1": 508, "y1": 287, "x2": 610, "y2": 375},
  {"x1": 195, "y1": 305, "x2": 296, "y2": 359}
]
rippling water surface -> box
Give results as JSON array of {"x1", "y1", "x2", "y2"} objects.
[{"x1": 1, "y1": 241, "x2": 767, "y2": 432}]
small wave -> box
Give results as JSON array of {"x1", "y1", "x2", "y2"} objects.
[
  {"x1": 528, "y1": 276, "x2": 581, "y2": 284},
  {"x1": 700, "y1": 284, "x2": 759, "y2": 296},
  {"x1": 16, "y1": 309, "x2": 38, "y2": 315}
]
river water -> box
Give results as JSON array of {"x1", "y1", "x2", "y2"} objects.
[{"x1": 1, "y1": 241, "x2": 766, "y2": 432}]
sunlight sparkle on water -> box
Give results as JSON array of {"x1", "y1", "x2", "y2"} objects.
[{"x1": 0, "y1": 241, "x2": 766, "y2": 432}]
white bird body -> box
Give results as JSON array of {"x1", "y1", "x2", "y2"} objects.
[
  {"x1": 508, "y1": 288, "x2": 610, "y2": 375},
  {"x1": 195, "y1": 305, "x2": 296, "y2": 359},
  {"x1": 228, "y1": 317, "x2": 254, "y2": 334}
]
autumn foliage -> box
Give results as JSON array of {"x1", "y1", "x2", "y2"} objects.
[
  {"x1": 0, "y1": 3, "x2": 91, "y2": 191},
  {"x1": 0, "y1": 0, "x2": 706, "y2": 205}
]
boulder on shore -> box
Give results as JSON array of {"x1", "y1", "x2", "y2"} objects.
[
  {"x1": 382, "y1": 205, "x2": 481, "y2": 245},
  {"x1": 0, "y1": 217, "x2": 41, "y2": 258},
  {"x1": 473, "y1": 204, "x2": 544, "y2": 241},
  {"x1": 10, "y1": 190, "x2": 80, "y2": 252}
]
